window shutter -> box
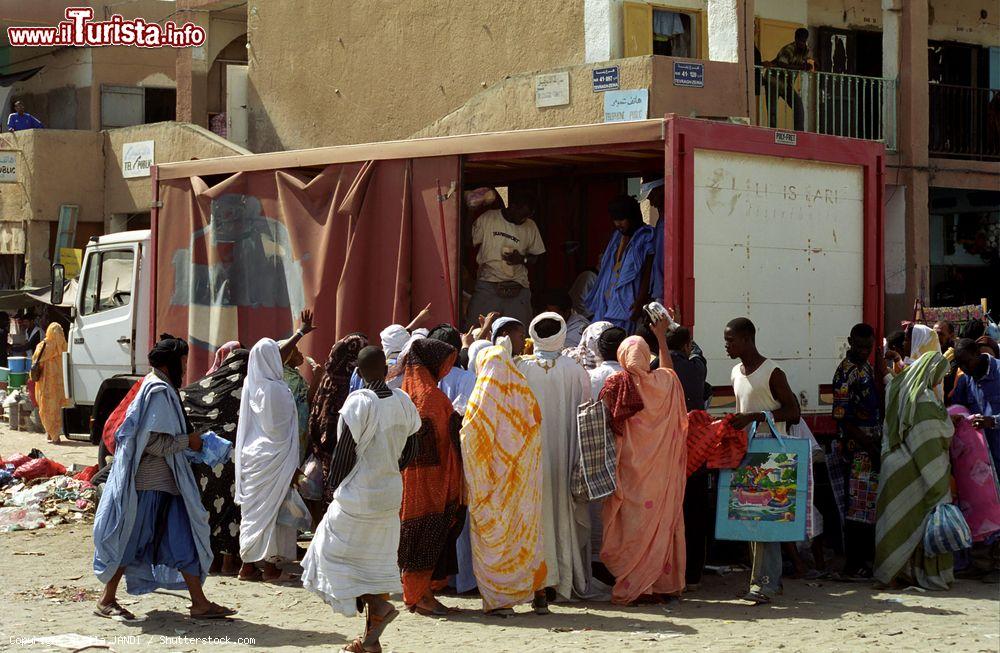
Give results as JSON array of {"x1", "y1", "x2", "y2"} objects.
[{"x1": 623, "y1": 1, "x2": 653, "y2": 58}]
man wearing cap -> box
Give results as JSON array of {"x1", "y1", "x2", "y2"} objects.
[
  {"x1": 466, "y1": 194, "x2": 545, "y2": 327},
  {"x1": 585, "y1": 195, "x2": 657, "y2": 332}
]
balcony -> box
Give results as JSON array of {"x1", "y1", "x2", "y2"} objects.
[
  {"x1": 929, "y1": 84, "x2": 1000, "y2": 161},
  {"x1": 753, "y1": 67, "x2": 898, "y2": 151}
]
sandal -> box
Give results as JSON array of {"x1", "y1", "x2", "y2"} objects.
[
  {"x1": 262, "y1": 572, "x2": 300, "y2": 585},
  {"x1": 190, "y1": 603, "x2": 237, "y2": 620},
  {"x1": 94, "y1": 601, "x2": 136, "y2": 621},
  {"x1": 238, "y1": 569, "x2": 263, "y2": 582},
  {"x1": 486, "y1": 607, "x2": 515, "y2": 618},
  {"x1": 408, "y1": 603, "x2": 449, "y2": 617},
  {"x1": 531, "y1": 595, "x2": 550, "y2": 616},
  {"x1": 342, "y1": 637, "x2": 379, "y2": 653},
  {"x1": 742, "y1": 591, "x2": 771, "y2": 605}
]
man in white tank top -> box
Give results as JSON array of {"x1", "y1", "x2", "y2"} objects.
[{"x1": 725, "y1": 318, "x2": 801, "y2": 605}]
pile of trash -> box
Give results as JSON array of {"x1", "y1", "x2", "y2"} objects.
[{"x1": 0, "y1": 450, "x2": 98, "y2": 532}]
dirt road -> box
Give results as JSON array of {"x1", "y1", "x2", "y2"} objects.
[{"x1": 1, "y1": 427, "x2": 997, "y2": 653}]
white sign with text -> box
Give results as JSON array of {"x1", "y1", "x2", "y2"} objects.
[
  {"x1": 0, "y1": 152, "x2": 17, "y2": 183},
  {"x1": 122, "y1": 140, "x2": 154, "y2": 178},
  {"x1": 535, "y1": 71, "x2": 570, "y2": 108}
]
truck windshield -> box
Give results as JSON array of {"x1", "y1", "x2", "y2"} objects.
[{"x1": 81, "y1": 249, "x2": 134, "y2": 315}]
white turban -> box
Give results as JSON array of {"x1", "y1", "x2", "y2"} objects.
[
  {"x1": 529, "y1": 312, "x2": 567, "y2": 353},
  {"x1": 380, "y1": 324, "x2": 410, "y2": 358},
  {"x1": 468, "y1": 339, "x2": 493, "y2": 376}
]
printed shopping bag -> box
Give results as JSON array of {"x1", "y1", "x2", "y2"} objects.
[{"x1": 715, "y1": 412, "x2": 811, "y2": 542}]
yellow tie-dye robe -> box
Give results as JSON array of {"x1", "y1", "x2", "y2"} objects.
[
  {"x1": 460, "y1": 341, "x2": 546, "y2": 611},
  {"x1": 32, "y1": 323, "x2": 68, "y2": 439}
]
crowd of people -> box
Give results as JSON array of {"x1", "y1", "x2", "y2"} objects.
[
  {"x1": 83, "y1": 193, "x2": 999, "y2": 653},
  {"x1": 84, "y1": 300, "x2": 1000, "y2": 651}
]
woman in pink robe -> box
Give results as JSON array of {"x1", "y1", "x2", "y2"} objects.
[{"x1": 600, "y1": 335, "x2": 689, "y2": 604}]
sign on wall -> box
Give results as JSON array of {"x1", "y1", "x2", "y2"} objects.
[
  {"x1": 122, "y1": 140, "x2": 154, "y2": 178},
  {"x1": 673, "y1": 61, "x2": 705, "y2": 88},
  {"x1": 0, "y1": 152, "x2": 17, "y2": 183},
  {"x1": 604, "y1": 89, "x2": 649, "y2": 123},
  {"x1": 59, "y1": 248, "x2": 83, "y2": 279},
  {"x1": 592, "y1": 66, "x2": 620, "y2": 92},
  {"x1": 535, "y1": 71, "x2": 570, "y2": 108}
]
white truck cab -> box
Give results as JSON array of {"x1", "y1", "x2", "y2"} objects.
[{"x1": 53, "y1": 230, "x2": 151, "y2": 455}]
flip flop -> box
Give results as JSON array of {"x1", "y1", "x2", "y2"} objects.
[
  {"x1": 238, "y1": 570, "x2": 263, "y2": 582},
  {"x1": 190, "y1": 604, "x2": 238, "y2": 620},
  {"x1": 94, "y1": 601, "x2": 136, "y2": 621},
  {"x1": 486, "y1": 608, "x2": 515, "y2": 618},
  {"x1": 263, "y1": 572, "x2": 300, "y2": 586}
]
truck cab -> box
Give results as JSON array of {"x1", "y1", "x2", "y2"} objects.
[{"x1": 54, "y1": 230, "x2": 151, "y2": 452}]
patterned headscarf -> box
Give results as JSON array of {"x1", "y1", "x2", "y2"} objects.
[
  {"x1": 208, "y1": 340, "x2": 243, "y2": 375},
  {"x1": 307, "y1": 333, "x2": 369, "y2": 475},
  {"x1": 562, "y1": 321, "x2": 612, "y2": 370}
]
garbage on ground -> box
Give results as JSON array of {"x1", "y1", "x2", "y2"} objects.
[
  {"x1": 0, "y1": 475, "x2": 96, "y2": 531},
  {"x1": 15, "y1": 584, "x2": 102, "y2": 603},
  {"x1": 13, "y1": 457, "x2": 67, "y2": 481}
]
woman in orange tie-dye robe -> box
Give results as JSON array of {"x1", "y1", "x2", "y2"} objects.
[
  {"x1": 600, "y1": 335, "x2": 689, "y2": 604},
  {"x1": 460, "y1": 338, "x2": 547, "y2": 615}
]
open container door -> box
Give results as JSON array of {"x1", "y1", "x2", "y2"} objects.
[{"x1": 661, "y1": 116, "x2": 884, "y2": 433}]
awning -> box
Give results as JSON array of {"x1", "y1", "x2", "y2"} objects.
[{"x1": 0, "y1": 66, "x2": 43, "y2": 87}]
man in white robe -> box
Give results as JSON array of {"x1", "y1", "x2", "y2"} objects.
[
  {"x1": 517, "y1": 312, "x2": 599, "y2": 603},
  {"x1": 235, "y1": 338, "x2": 305, "y2": 581},
  {"x1": 302, "y1": 346, "x2": 421, "y2": 652}
]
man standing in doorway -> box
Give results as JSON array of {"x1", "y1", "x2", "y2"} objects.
[
  {"x1": 467, "y1": 195, "x2": 545, "y2": 327},
  {"x1": 725, "y1": 317, "x2": 801, "y2": 605},
  {"x1": 585, "y1": 195, "x2": 656, "y2": 332}
]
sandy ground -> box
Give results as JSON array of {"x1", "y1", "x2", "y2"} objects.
[{"x1": 1, "y1": 426, "x2": 998, "y2": 653}]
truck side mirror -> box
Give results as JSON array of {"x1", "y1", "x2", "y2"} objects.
[{"x1": 51, "y1": 264, "x2": 65, "y2": 306}]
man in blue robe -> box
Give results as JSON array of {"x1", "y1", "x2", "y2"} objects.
[
  {"x1": 585, "y1": 195, "x2": 656, "y2": 332},
  {"x1": 92, "y1": 335, "x2": 236, "y2": 621}
]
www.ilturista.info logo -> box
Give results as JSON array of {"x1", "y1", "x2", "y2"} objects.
[{"x1": 8, "y1": 7, "x2": 206, "y2": 48}]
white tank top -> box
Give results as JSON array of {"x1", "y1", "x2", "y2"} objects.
[{"x1": 731, "y1": 358, "x2": 786, "y2": 434}]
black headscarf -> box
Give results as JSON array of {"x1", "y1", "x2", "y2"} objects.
[
  {"x1": 148, "y1": 333, "x2": 189, "y2": 388},
  {"x1": 428, "y1": 323, "x2": 467, "y2": 369}
]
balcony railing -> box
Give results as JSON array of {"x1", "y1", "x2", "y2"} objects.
[
  {"x1": 928, "y1": 83, "x2": 1000, "y2": 161},
  {"x1": 754, "y1": 66, "x2": 898, "y2": 151}
]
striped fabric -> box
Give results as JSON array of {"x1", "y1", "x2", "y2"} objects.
[
  {"x1": 573, "y1": 400, "x2": 617, "y2": 500},
  {"x1": 874, "y1": 352, "x2": 956, "y2": 590},
  {"x1": 923, "y1": 504, "x2": 972, "y2": 557}
]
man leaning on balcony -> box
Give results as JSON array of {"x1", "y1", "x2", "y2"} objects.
[{"x1": 763, "y1": 28, "x2": 812, "y2": 132}]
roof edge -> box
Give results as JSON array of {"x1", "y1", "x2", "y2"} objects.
[{"x1": 155, "y1": 119, "x2": 667, "y2": 180}]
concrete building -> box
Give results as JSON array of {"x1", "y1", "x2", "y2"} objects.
[
  {"x1": 175, "y1": 0, "x2": 999, "y2": 328},
  {"x1": 0, "y1": 1, "x2": 249, "y2": 288}
]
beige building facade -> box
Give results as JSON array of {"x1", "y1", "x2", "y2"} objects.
[{"x1": 0, "y1": 123, "x2": 248, "y2": 287}]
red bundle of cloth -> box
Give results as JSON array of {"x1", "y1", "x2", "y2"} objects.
[{"x1": 685, "y1": 410, "x2": 748, "y2": 476}]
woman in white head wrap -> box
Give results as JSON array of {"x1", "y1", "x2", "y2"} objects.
[
  {"x1": 235, "y1": 338, "x2": 304, "y2": 581},
  {"x1": 516, "y1": 312, "x2": 604, "y2": 604}
]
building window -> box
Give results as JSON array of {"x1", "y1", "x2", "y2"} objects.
[
  {"x1": 623, "y1": 2, "x2": 704, "y2": 59},
  {"x1": 81, "y1": 249, "x2": 134, "y2": 315},
  {"x1": 100, "y1": 86, "x2": 177, "y2": 129}
]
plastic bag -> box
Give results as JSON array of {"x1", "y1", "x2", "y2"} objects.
[
  {"x1": 2, "y1": 453, "x2": 30, "y2": 469},
  {"x1": 924, "y1": 503, "x2": 973, "y2": 556},
  {"x1": 276, "y1": 487, "x2": 312, "y2": 530},
  {"x1": 73, "y1": 464, "x2": 99, "y2": 483},
  {"x1": 13, "y1": 457, "x2": 66, "y2": 481},
  {"x1": 298, "y1": 454, "x2": 324, "y2": 501}
]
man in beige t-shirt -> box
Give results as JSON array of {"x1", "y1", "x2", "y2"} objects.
[{"x1": 467, "y1": 196, "x2": 545, "y2": 326}]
